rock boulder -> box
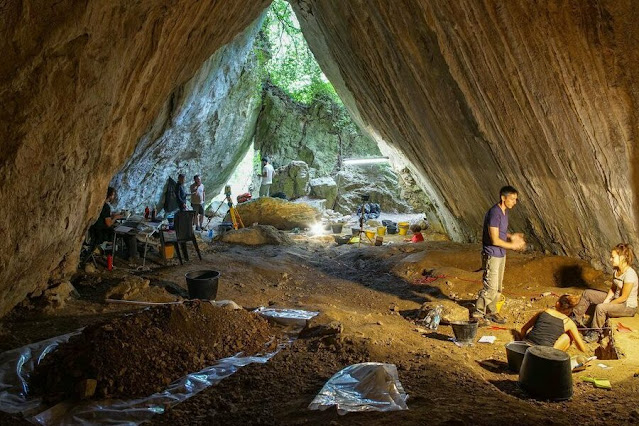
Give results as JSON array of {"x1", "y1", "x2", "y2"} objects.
[
  {"x1": 270, "y1": 161, "x2": 311, "y2": 200},
  {"x1": 333, "y1": 165, "x2": 412, "y2": 215},
  {"x1": 419, "y1": 300, "x2": 469, "y2": 325},
  {"x1": 310, "y1": 176, "x2": 338, "y2": 208},
  {"x1": 220, "y1": 225, "x2": 293, "y2": 246},
  {"x1": 235, "y1": 197, "x2": 321, "y2": 230}
]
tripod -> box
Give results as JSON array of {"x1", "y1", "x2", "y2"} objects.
[{"x1": 224, "y1": 185, "x2": 244, "y2": 230}]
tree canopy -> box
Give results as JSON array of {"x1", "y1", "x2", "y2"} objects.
[{"x1": 258, "y1": 0, "x2": 339, "y2": 104}]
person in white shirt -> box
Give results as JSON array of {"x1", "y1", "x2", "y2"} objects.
[
  {"x1": 189, "y1": 175, "x2": 205, "y2": 230},
  {"x1": 573, "y1": 243, "x2": 638, "y2": 342},
  {"x1": 258, "y1": 157, "x2": 275, "y2": 197}
]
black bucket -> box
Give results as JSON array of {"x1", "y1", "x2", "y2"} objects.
[
  {"x1": 519, "y1": 346, "x2": 573, "y2": 401},
  {"x1": 185, "y1": 270, "x2": 220, "y2": 300},
  {"x1": 505, "y1": 341, "x2": 531, "y2": 372},
  {"x1": 451, "y1": 320, "x2": 478, "y2": 343},
  {"x1": 331, "y1": 223, "x2": 344, "y2": 234}
]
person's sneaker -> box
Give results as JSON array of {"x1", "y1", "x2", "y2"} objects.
[
  {"x1": 583, "y1": 331, "x2": 600, "y2": 343},
  {"x1": 486, "y1": 313, "x2": 507, "y2": 324}
]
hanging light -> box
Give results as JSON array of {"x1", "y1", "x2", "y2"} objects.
[{"x1": 342, "y1": 157, "x2": 390, "y2": 166}]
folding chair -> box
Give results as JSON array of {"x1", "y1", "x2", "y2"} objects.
[{"x1": 79, "y1": 226, "x2": 101, "y2": 268}]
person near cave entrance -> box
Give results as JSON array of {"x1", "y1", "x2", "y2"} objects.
[
  {"x1": 190, "y1": 174, "x2": 205, "y2": 230},
  {"x1": 258, "y1": 157, "x2": 274, "y2": 197},
  {"x1": 473, "y1": 185, "x2": 526, "y2": 326}
]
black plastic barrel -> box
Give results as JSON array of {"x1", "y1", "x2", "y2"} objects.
[
  {"x1": 519, "y1": 345, "x2": 572, "y2": 401},
  {"x1": 505, "y1": 341, "x2": 531, "y2": 372},
  {"x1": 185, "y1": 270, "x2": 220, "y2": 300}
]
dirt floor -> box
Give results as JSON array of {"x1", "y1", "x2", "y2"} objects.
[{"x1": 2, "y1": 226, "x2": 639, "y2": 425}]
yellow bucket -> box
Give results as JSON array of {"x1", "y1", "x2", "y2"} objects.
[
  {"x1": 398, "y1": 223, "x2": 409, "y2": 236},
  {"x1": 377, "y1": 226, "x2": 386, "y2": 236},
  {"x1": 495, "y1": 294, "x2": 506, "y2": 313},
  {"x1": 365, "y1": 230, "x2": 376, "y2": 240}
]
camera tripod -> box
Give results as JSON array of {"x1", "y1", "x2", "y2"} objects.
[
  {"x1": 209, "y1": 185, "x2": 244, "y2": 230},
  {"x1": 356, "y1": 195, "x2": 373, "y2": 247}
]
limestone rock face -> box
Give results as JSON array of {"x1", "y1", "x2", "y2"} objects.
[
  {"x1": 255, "y1": 85, "x2": 381, "y2": 176},
  {"x1": 310, "y1": 177, "x2": 338, "y2": 209},
  {"x1": 235, "y1": 197, "x2": 321, "y2": 230},
  {"x1": 271, "y1": 161, "x2": 311, "y2": 200},
  {"x1": 291, "y1": 0, "x2": 639, "y2": 267},
  {"x1": 111, "y1": 19, "x2": 264, "y2": 213},
  {"x1": 0, "y1": 0, "x2": 269, "y2": 316},
  {"x1": 334, "y1": 166, "x2": 412, "y2": 215}
]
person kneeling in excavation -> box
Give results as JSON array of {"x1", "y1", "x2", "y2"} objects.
[{"x1": 520, "y1": 295, "x2": 587, "y2": 352}]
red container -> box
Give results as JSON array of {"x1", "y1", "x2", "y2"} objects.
[
  {"x1": 107, "y1": 254, "x2": 113, "y2": 271},
  {"x1": 144, "y1": 206, "x2": 150, "y2": 219}
]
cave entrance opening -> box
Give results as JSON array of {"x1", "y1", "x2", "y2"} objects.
[{"x1": 216, "y1": 0, "x2": 432, "y2": 220}]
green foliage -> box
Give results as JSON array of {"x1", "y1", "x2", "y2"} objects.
[{"x1": 257, "y1": 0, "x2": 340, "y2": 104}]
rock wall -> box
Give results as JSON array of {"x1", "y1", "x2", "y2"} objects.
[
  {"x1": 291, "y1": 0, "x2": 639, "y2": 268},
  {"x1": 111, "y1": 19, "x2": 264, "y2": 212},
  {"x1": 0, "y1": 0, "x2": 270, "y2": 316},
  {"x1": 255, "y1": 84, "x2": 380, "y2": 175},
  {"x1": 255, "y1": 84, "x2": 425, "y2": 214}
]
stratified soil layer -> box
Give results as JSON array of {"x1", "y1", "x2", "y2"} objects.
[{"x1": 30, "y1": 302, "x2": 275, "y2": 401}]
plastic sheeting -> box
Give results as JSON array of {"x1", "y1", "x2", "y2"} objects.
[
  {"x1": 0, "y1": 307, "x2": 318, "y2": 425},
  {"x1": 308, "y1": 362, "x2": 409, "y2": 415}
]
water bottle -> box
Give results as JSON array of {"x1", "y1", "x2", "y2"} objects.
[
  {"x1": 151, "y1": 208, "x2": 156, "y2": 221},
  {"x1": 107, "y1": 254, "x2": 113, "y2": 271},
  {"x1": 423, "y1": 305, "x2": 443, "y2": 330},
  {"x1": 208, "y1": 229, "x2": 213, "y2": 238},
  {"x1": 144, "y1": 206, "x2": 150, "y2": 219}
]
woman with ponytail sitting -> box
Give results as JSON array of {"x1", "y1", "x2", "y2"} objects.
[{"x1": 573, "y1": 243, "x2": 638, "y2": 343}]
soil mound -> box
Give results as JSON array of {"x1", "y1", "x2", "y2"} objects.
[{"x1": 30, "y1": 302, "x2": 275, "y2": 402}]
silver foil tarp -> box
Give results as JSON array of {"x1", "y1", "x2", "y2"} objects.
[
  {"x1": 308, "y1": 362, "x2": 409, "y2": 415},
  {"x1": 0, "y1": 307, "x2": 318, "y2": 425}
]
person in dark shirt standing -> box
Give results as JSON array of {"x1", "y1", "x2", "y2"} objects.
[
  {"x1": 176, "y1": 173, "x2": 187, "y2": 211},
  {"x1": 473, "y1": 186, "x2": 526, "y2": 325}
]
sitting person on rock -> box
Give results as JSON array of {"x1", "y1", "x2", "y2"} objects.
[
  {"x1": 572, "y1": 243, "x2": 638, "y2": 343},
  {"x1": 519, "y1": 294, "x2": 587, "y2": 352},
  {"x1": 404, "y1": 224, "x2": 424, "y2": 243}
]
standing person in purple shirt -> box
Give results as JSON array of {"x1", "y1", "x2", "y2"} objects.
[{"x1": 473, "y1": 186, "x2": 526, "y2": 325}]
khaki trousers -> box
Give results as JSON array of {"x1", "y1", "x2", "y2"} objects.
[
  {"x1": 573, "y1": 289, "x2": 637, "y2": 330},
  {"x1": 259, "y1": 184, "x2": 271, "y2": 197},
  {"x1": 475, "y1": 254, "x2": 506, "y2": 316}
]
